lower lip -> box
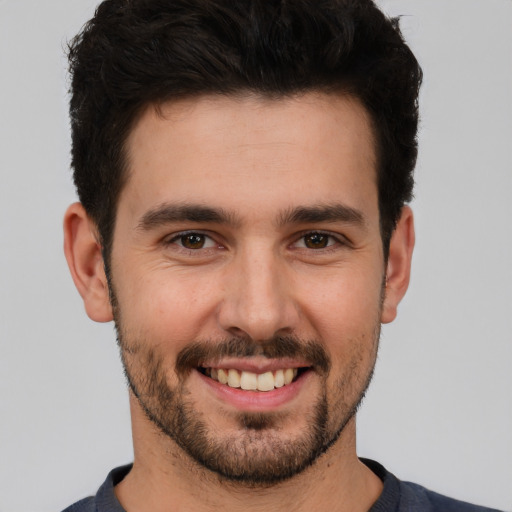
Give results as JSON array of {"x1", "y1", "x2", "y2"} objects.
[{"x1": 196, "y1": 369, "x2": 312, "y2": 412}]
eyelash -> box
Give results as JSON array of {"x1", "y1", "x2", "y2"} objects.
[
  {"x1": 165, "y1": 230, "x2": 347, "y2": 253},
  {"x1": 166, "y1": 231, "x2": 220, "y2": 252},
  {"x1": 292, "y1": 230, "x2": 346, "y2": 251}
]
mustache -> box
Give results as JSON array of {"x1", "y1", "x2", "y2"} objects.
[{"x1": 175, "y1": 335, "x2": 330, "y2": 376}]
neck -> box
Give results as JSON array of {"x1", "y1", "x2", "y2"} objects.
[{"x1": 116, "y1": 398, "x2": 383, "y2": 512}]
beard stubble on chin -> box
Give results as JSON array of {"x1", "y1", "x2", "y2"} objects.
[
  {"x1": 107, "y1": 268, "x2": 382, "y2": 486},
  {"x1": 115, "y1": 322, "x2": 380, "y2": 486}
]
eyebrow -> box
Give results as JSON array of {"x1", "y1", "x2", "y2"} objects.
[
  {"x1": 277, "y1": 204, "x2": 366, "y2": 228},
  {"x1": 137, "y1": 203, "x2": 239, "y2": 231},
  {"x1": 137, "y1": 202, "x2": 366, "y2": 231}
]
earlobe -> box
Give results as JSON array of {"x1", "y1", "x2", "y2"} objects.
[
  {"x1": 63, "y1": 202, "x2": 113, "y2": 322},
  {"x1": 381, "y1": 206, "x2": 415, "y2": 324}
]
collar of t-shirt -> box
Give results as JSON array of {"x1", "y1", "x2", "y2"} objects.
[{"x1": 89, "y1": 458, "x2": 402, "y2": 511}]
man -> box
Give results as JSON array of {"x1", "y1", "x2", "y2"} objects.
[{"x1": 62, "y1": 1, "x2": 501, "y2": 511}]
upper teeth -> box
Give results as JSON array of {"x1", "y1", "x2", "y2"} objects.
[{"x1": 208, "y1": 368, "x2": 298, "y2": 392}]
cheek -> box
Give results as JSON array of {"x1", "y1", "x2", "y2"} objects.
[
  {"x1": 301, "y1": 267, "x2": 384, "y2": 338},
  {"x1": 115, "y1": 269, "x2": 222, "y2": 346}
]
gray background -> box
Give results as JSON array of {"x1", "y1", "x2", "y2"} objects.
[{"x1": 0, "y1": 0, "x2": 511, "y2": 510}]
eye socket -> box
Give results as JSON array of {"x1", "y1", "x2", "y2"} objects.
[
  {"x1": 295, "y1": 232, "x2": 337, "y2": 249},
  {"x1": 171, "y1": 232, "x2": 217, "y2": 250}
]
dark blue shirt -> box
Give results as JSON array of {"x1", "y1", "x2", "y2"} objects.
[{"x1": 62, "y1": 459, "x2": 503, "y2": 511}]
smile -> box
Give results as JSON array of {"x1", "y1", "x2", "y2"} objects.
[{"x1": 199, "y1": 367, "x2": 304, "y2": 392}]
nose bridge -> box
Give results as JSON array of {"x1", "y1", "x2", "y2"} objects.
[{"x1": 218, "y1": 240, "x2": 296, "y2": 340}]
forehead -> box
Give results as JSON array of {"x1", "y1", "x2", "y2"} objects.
[{"x1": 121, "y1": 93, "x2": 378, "y2": 226}]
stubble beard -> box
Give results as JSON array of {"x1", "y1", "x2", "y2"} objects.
[
  {"x1": 115, "y1": 321, "x2": 380, "y2": 487},
  {"x1": 108, "y1": 265, "x2": 382, "y2": 486}
]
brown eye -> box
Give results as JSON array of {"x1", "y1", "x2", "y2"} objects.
[
  {"x1": 169, "y1": 232, "x2": 218, "y2": 251},
  {"x1": 303, "y1": 233, "x2": 330, "y2": 249},
  {"x1": 180, "y1": 233, "x2": 206, "y2": 249}
]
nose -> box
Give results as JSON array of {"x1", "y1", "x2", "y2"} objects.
[{"x1": 217, "y1": 244, "x2": 299, "y2": 341}]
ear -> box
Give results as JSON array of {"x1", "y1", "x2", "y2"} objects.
[
  {"x1": 381, "y1": 206, "x2": 415, "y2": 324},
  {"x1": 63, "y1": 202, "x2": 113, "y2": 322}
]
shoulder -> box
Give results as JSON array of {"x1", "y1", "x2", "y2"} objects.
[
  {"x1": 60, "y1": 464, "x2": 132, "y2": 512},
  {"x1": 399, "y1": 479, "x2": 503, "y2": 512},
  {"x1": 61, "y1": 496, "x2": 95, "y2": 512},
  {"x1": 362, "y1": 459, "x2": 503, "y2": 512}
]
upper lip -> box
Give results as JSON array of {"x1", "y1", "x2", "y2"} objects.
[{"x1": 200, "y1": 357, "x2": 311, "y2": 373}]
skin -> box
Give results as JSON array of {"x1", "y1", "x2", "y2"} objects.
[{"x1": 64, "y1": 93, "x2": 414, "y2": 512}]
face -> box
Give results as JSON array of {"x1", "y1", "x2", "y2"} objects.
[{"x1": 107, "y1": 93, "x2": 392, "y2": 483}]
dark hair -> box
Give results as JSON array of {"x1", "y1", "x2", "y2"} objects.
[{"x1": 68, "y1": 0, "x2": 422, "y2": 260}]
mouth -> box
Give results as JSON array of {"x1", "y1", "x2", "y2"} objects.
[{"x1": 198, "y1": 366, "x2": 308, "y2": 392}]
